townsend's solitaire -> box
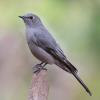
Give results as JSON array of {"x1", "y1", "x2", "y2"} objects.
[{"x1": 19, "y1": 13, "x2": 92, "y2": 96}]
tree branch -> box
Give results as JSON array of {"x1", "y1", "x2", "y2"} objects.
[{"x1": 28, "y1": 68, "x2": 49, "y2": 100}]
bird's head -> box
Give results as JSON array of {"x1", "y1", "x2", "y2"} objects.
[{"x1": 19, "y1": 13, "x2": 41, "y2": 27}]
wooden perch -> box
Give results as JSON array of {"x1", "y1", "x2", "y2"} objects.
[{"x1": 28, "y1": 69, "x2": 49, "y2": 100}]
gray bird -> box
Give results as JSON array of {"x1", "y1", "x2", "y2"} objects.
[{"x1": 19, "y1": 13, "x2": 92, "y2": 96}]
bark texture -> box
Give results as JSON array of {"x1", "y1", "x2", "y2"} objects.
[{"x1": 28, "y1": 70, "x2": 49, "y2": 100}]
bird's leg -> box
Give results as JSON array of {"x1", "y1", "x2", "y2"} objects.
[
  {"x1": 41, "y1": 63, "x2": 48, "y2": 71},
  {"x1": 35, "y1": 62, "x2": 44, "y2": 68},
  {"x1": 33, "y1": 62, "x2": 47, "y2": 73},
  {"x1": 33, "y1": 62, "x2": 44, "y2": 73}
]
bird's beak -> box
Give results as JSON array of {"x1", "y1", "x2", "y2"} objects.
[{"x1": 19, "y1": 16, "x2": 25, "y2": 19}]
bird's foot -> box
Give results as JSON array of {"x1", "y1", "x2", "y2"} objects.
[{"x1": 33, "y1": 63, "x2": 47, "y2": 74}]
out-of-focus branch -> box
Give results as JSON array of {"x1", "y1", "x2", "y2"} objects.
[{"x1": 28, "y1": 68, "x2": 49, "y2": 100}]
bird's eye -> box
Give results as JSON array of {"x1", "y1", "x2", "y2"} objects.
[{"x1": 29, "y1": 16, "x2": 33, "y2": 19}]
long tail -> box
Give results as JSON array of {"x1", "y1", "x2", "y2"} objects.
[
  {"x1": 57, "y1": 59, "x2": 92, "y2": 96},
  {"x1": 63, "y1": 60, "x2": 92, "y2": 96},
  {"x1": 72, "y1": 72, "x2": 92, "y2": 96}
]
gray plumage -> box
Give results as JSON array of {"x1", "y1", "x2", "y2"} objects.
[{"x1": 19, "y1": 13, "x2": 92, "y2": 96}]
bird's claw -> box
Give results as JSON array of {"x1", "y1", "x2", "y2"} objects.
[{"x1": 32, "y1": 64, "x2": 47, "y2": 74}]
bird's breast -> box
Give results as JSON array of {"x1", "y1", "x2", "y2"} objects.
[
  {"x1": 28, "y1": 41, "x2": 55, "y2": 64},
  {"x1": 25, "y1": 27, "x2": 55, "y2": 64}
]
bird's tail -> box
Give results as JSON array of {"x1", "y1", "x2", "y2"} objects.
[
  {"x1": 55, "y1": 57, "x2": 92, "y2": 96},
  {"x1": 57, "y1": 60, "x2": 92, "y2": 96},
  {"x1": 63, "y1": 60, "x2": 92, "y2": 96},
  {"x1": 72, "y1": 72, "x2": 92, "y2": 96}
]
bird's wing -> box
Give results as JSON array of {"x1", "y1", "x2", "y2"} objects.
[{"x1": 33, "y1": 29, "x2": 77, "y2": 73}]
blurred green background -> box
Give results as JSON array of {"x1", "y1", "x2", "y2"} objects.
[{"x1": 0, "y1": 0, "x2": 100, "y2": 100}]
